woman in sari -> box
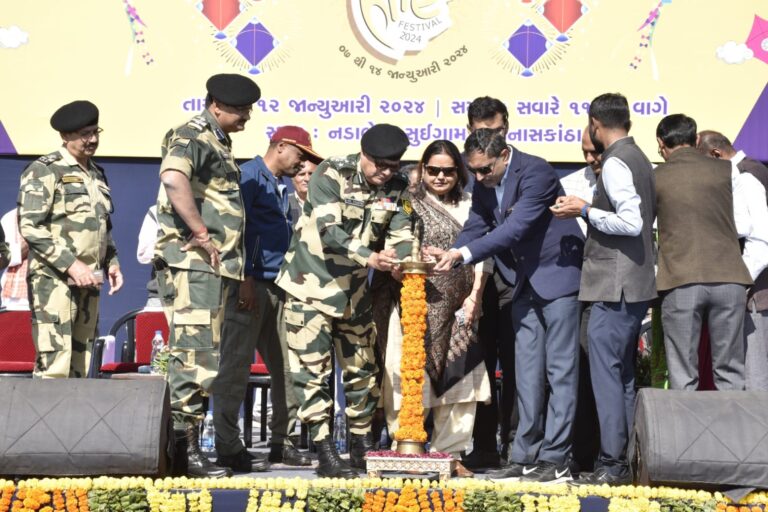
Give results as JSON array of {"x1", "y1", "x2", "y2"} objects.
[{"x1": 377, "y1": 139, "x2": 492, "y2": 477}]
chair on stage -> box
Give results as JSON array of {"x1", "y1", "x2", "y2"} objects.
[
  {"x1": 0, "y1": 309, "x2": 35, "y2": 378},
  {"x1": 91, "y1": 308, "x2": 169, "y2": 377}
]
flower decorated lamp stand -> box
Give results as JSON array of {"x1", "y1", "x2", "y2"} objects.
[{"x1": 365, "y1": 229, "x2": 456, "y2": 480}]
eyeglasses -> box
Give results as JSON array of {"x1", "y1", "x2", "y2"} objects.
[
  {"x1": 78, "y1": 128, "x2": 103, "y2": 141},
  {"x1": 467, "y1": 157, "x2": 498, "y2": 176},
  {"x1": 424, "y1": 165, "x2": 457, "y2": 177},
  {"x1": 223, "y1": 103, "x2": 253, "y2": 115}
]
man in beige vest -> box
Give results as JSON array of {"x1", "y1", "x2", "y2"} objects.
[{"x1": 655, "y1": 114, "x2": 752, "y2": 390}]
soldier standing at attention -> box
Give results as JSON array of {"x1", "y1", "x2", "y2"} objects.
[
  {"x1": 18, "y1": 100, "x2": 122, "y2": 379},
  {"x1": 276, "y1": 124, "x2": 413, "y2": 478},
  {"x1": 154, "y1": 74, "x2": 260, "y2": 478}
]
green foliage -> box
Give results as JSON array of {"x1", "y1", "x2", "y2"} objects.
[
  {"x1": 461, "y1": 489, "x2": 522, "y2": 512},
  {"x1": 657, "y1": 498, "x2": 718, "y2": 512},
  {"x1": 307, "y1": 488, "x2": 365, "y2": 512},
  {"x1": 87, "y1": 488, "x2": 149, "y2": 512}
]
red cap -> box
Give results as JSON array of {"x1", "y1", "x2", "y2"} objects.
[{"x1": 270, "y1": 126, "x2": 323, "y2": 164}]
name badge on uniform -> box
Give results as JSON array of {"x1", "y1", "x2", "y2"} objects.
[
  {"x1": 344, "y1": 198, "x2": 365, "y2": 208},
  {"x1": 61, "y1": 175, "x2": 84, "y2": 184},
  {"x1": 374, "y1": 197, "x2": 399, "y2": 212}
]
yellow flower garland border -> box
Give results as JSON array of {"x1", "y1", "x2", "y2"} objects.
[{"x1": 2, "y1": 477, "x2": 768, "y2": 511}]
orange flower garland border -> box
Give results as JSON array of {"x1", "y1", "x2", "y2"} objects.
[{"x1": 395, "y1": 273, "x2": 428, "y2": 443}]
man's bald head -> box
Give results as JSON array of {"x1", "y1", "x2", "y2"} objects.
[
  {"x1": 582, "y1": 127, "x2": 602, "y2": 175},
  {"x1": 697, "y1": 130, "x2": 737, "y2": 160}
]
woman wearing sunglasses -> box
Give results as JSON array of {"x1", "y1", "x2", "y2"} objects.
[{"x1": 377, "y1": 139, "x2": 492, "y2": 477}]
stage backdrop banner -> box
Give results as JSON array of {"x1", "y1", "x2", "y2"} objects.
[{"x1": 0, "y1": 0, "x2": 766, "y2": 161}]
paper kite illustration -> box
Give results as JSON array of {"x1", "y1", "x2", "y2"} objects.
[
  {"x1": 745, "y1": 15, "x2": 768, "y2": 65},
  {"x1": 539, "y1": 0, "x2": 586, "y2": 42},
  {"x1": 198, "y1": 0, "x2": 243, "y2": 39}
]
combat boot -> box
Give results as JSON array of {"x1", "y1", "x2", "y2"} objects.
[
  {"x1": 184, "y1": 425, "x2": 233, "y2": 478},
  {"x1": 315, "y1": 438, "x2": 360, "y2": 478},
  {"x1": 349, "y1": 432, "x2": 374, "y2": 470}
]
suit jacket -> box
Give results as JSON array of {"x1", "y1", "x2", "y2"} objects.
[{"x1": 455, "y1": 147, "x2": 584, "y2": 301}]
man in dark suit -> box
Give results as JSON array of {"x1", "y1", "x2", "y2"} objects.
[{"x1": 434, "y1": 129, "x2": 584, "y2": 483}]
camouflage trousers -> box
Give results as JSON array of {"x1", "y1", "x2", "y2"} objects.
[
  {"x1": 212, "y1": 279, "x2": 299, "y2": 455},
  {"x1": 27, "y1": 273, "x2": 99, "y2": 378},
  {"x1": 284, "y1": 297, "x2": 380, "y2": 442},
  {"x1": 156, "y1": 265, "x2": 232, "y2": 427}
]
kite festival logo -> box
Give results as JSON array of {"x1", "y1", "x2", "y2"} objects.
[{"x1": 348, "y1": 0, "x2": 452, "y2": 62}]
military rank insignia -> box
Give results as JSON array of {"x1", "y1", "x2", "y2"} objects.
[{"x1": 401, "y1": 198, "x2": 413, "y2": 216}]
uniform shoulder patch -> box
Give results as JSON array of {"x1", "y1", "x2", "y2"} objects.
[
  {"x1": 187, "y1": 115, "x2": 209, "y2": 132},
  {"x1": 400, "y1": 197, "x2": 413, "y2": 216},
  {"x1": 37, "y1": 152, "x2": 62, "y2": 165}
]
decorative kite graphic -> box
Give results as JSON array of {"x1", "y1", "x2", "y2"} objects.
[
  {"x1": 745, "y1": 15, "x2": 768, "y2": 65},
  {"x1": 629, "y1": 0, "x2": 671, "y2": 77},
  {"x1": 494, "y1": 0, "x2": 586, "y2": 77},
  {"x1": 195, "y1": 1, "x2": 287, "y2": 75},
  {"x1": 123, "y1": 0, "x2": 154, "y2": 75}
]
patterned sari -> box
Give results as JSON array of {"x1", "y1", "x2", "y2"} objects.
[{"x1": 411, "y1": 188, "x2": 484, "y2": 397}]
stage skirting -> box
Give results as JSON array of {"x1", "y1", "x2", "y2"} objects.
[{"x1": 0, "y1": 476, "x2": 765, "y2": 512}]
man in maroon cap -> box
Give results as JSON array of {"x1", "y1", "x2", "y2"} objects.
[{"x1": 211, "y1": 126, "x2": 323, "y2": 472}]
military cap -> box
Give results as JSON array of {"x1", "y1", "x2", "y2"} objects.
[
  {"x1": 50, "y1": 100, "x2": 99, "y2": 133},
  {"x1": 361, "y1": 124, "x2": 410, "y2": 160},
  {"x1": 206, "y1": 73, "x2": 261, "y2": 106}
]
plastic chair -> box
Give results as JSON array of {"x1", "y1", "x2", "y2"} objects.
[
  {"x1": 0, "y1": 309, "x2": 35, "y2": 377},
  {"x1": 243, "y1": 351, "x2": 271, "y2": 447},
  {"x1": 91, "y1": 308, "x2": 169, "y2": 377}
]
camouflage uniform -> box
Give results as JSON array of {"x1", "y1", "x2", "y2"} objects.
[
  {"x1": 17, "y1": 148, "x2": 118, "y2": 378},
  {"x1": 154, "y1": 109, "x2": 245, "y2": 427},
  {"x1": 275, "y1": 153, "x2": 412, "y2": 441}
]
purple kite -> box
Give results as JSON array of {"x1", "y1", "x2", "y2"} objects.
[{"x1": 506, "y1": 21, "x2": 548, "y2": 77}]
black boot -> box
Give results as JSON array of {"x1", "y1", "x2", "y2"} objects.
[
  {"x1": 269, "y1": 443, "x2": 312, "y2": 466},
  {"x1": 315, "y1": 438, "x2": 359, "y2": 478},
  {"x1": 184, "y1": 425, "x2": 233, "y2": 478},
  {"x1": 349, "y1": 432, "x2": 373, "y2": 470}
]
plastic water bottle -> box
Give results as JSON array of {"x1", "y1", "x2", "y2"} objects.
[
  {"x1": 149, "y1": 330, "x2": 164, "y2": 374},
  {"x1": 201, "y1": 411, "x2": 215, "y2": 453},
  {"x1": 333, "y1": 411, "x2": 347, "y2": 453}
]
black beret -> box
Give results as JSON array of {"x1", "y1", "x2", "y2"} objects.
[
  {"x1": 50, "y1": 100, "x2": 99, "y2": 133},
  {"x1": 206, "y1": 73, "x2": 261, "y2": 106},
  {"x1": 361, "y1": 124, "x2": 410, "y2": 160}
]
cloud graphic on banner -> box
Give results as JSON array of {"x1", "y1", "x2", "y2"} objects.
[
  {"x1": 0, "y1": 26, "x2": 28, "y2": 49},
  {"x1": 716, "y1": 41, "x2": 753, "y2": 64}
]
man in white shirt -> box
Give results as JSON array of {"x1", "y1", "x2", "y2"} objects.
[
  {"x1": 698, "y1": 130, "x2": 768, "y2": 390},
  {"x1": 553, "y1": 93, "x2": 656, "y2": 485},
  {"x1": 559, "y1": 128, "x2": 600, "y2": 236},
  {"x1": 0, "y1": 208, "x2": 30, "y2": 311}
]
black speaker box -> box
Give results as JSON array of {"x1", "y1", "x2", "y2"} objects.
[
  {"x1": 0, "y1": 378, "x2": 173, "y2": 477},
  {"x1": 631, "y1": 388, "x2": 768, "y2": 488}
]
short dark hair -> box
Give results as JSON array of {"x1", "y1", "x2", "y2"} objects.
[
  {"x1": 697, "y1": 130, "x2": 734, "y2": 153},
  {"x1": 464, "y1": 128, "x2": 508, "y2": 159},
  {"x1": 416, "y1": 139, "x2": 468, "y2": 206},
  {"x1": 467, "y1": 96, "x2": 508, "y2": 128},
  {"x1": 656, "y1": 114, "x2": 697, "y2": 148},
  {"x1": 205, "y1": 93, "x2": 214, "y2": 108},
  {"x1": 589, "y1": 93, "x2": 631, "y2": 132}
]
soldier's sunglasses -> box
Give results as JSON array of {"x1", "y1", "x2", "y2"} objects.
[{"x1": 424, "y1": 165, "x2": 458, "y2": 177}]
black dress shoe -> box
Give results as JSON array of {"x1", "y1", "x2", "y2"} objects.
[
  {"x1": 315, "y1": 438, "x2": 359, "y2": 478},
  {"x1": 349, "y1": 433, "x2": 374, "y2": 470},
  {"x1": 571, "y1": 467, "x2": 631, "y2": 486},
  {"x1": 216, "y1": 448, "x2": 270, "y2": 473},
  {"x1": 183, "y1": 426, "x2": 233, "y2": 478},
  {"x1": 462, "y1": 449, "x2": 502, "y2": 469},
  {"x1": 269, "y1": 444, "x2": 312, "y2": 466}
]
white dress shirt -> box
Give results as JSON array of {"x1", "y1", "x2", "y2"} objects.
[
  {"x1": 731, "y1": 161, "x2": 768, "y2": 280},
  {"x1": 136, "y1": 205, "x2": 158, "y2": 265},
  {"x1": 560, "y1": 165, "x2": 597, "y2": 235},
  {"x1": 586, "y1": 152, "x2": 643, "y2": 237}
]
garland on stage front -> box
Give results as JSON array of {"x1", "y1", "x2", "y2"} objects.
[{"x1": 395, "y1": 273, "x2": 429, "y2": 443}]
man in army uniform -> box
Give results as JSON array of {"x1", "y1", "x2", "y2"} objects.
[
  {"x1": 276, "y1": 123, "x2": 413, "y2": 478},
  {"x1": 17, "y1": 100, "x2": 122, "y2": 379},
  {"x1": 154, "y1": 73, "x2": 260, "y2": 478},
  {"x1": 212, "y1": 126, "x2": 322, "y2": 472}
]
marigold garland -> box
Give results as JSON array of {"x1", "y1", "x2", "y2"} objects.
[{"x1": 395, "y1": 273, "x2": 428, "y2": 443}]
